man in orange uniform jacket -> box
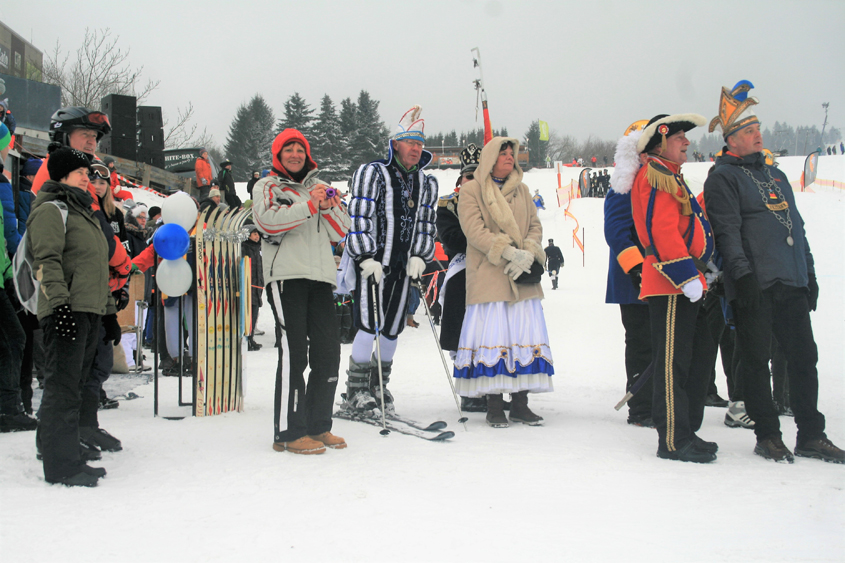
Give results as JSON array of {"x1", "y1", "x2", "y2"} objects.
[{"x1": 630, "y1": 113, "x2": 716, "y2": 463}]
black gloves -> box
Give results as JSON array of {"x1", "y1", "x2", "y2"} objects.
[
  {"x1": 53, "y1": 303, "x2": 78, "y2": 340},
  {"x1": 807, "y1": 275, "x2": 819, "y2": 312},
  {"x1": 102, "y1": 314, "x2": 122, "y2": 345},
  {"x1": 628, "y1": 264, "x2": 643, "y2": 294},
  {"x1": 734, "y1": 273, "x2": 763, "y2": 310},
  {"x1": 114, "y1": 286, "x2": 130, "y2": 312}
]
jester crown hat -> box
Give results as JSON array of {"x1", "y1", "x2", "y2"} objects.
[
  {"x1": 393, "y1": 105, "x2": 425, "y2": 143},
  {"x1": 709, "y1": 80, "x2": 759, "y2": 138},
  {"x1": 460, "y1": 143, "x2": 481, "y2": 175}
]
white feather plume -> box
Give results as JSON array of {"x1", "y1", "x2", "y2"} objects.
[{"x1": 609, "y1": 130, "x2": 643, "y2": 195}]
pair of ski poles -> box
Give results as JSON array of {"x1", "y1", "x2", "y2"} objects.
[{"x1": 369, "y1": 276, "x2": 468, "y2": 436}]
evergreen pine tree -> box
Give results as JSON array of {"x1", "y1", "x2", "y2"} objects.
[
  {"x1": 223, "y1": 94, "x2": 275, "y2": 181},
  {"x1": 338, "y1": 97, "x2": 358, "y2": 175},
  {"x1": 524, "y1": 121, "x2": 547, "y2": 169},
  {"x1": 349, "y1": 90, "x2": 389, "y2": 170},
  {"x1": 310, "y1": 94, "x2": 345, "y2": 181},
  {"x1": 277, "y1": 92, "x2": 315, "y2": 137}
]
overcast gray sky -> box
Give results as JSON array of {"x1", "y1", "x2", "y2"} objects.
[{"x1": 2, "y1": 0, "x2": 843, "y2": 151}]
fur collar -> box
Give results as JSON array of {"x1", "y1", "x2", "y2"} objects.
[{"x1": 476, "y1": 137, "x2": 524, "y2": 246}]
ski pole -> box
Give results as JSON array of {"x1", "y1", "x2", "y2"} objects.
[
  {"x1": 370, "y1": 281, "x2": 389, "y2": 436},
  {"x1": 412, "y1": 279, "x2": 468, "y2": 430}
]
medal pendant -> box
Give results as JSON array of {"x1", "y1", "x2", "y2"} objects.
[
  {"x1": 407, "y1": 200, "x2": 415, "y2": 209},
  {"x1": 786, "y1": 235, "x2": 794, "y2": 246}
]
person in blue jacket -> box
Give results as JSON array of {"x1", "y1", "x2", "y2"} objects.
[{"x1": 604, "y1": 120, "x2": 653, "y2": 427}]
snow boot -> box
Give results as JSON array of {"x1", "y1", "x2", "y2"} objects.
[
  {"x1": 309, "y1": 431, "x2": 347, "y2": 450},
  {"x1": 47, "y1": 471, "x2": 100, "y2": 488},
  {"x1": 406, "y1": 314, "x2": 419, "y2": 328},
  {"x1": 344, "y1": 357, "x2": 378, "y2": 415},
  {"x1": 370, "y1": 354, "x2": 395, "y2": 416},
  {"x1": 0, "y1": 411, "x2": 38, "y2": 432},
  {"x1": 99, "y1": 389, "x2": 119, "y2": 410},
  {"x1": 692, "y1": 434, "x2": 718, "y2": 454},
  {"x1": 794, "y1": 436, "x2": 845, "y2": 464},
  {"x1": 656, "y1": 440, "x2": 716, "y2": 463},
  {"x1": 509, "y1": 391, "x2": 544, "y2": 425},
  {"x1": 79, "y1": 426, "x2": 123, "y2": 452},
  {"x1": 248, "y1": 337, "x2": 262, "y2": 351},
  {"x1": 486, "y1": 394, "x2": 509, "y2": 428},
  {"x1": 754, "y1": 436, "x2": 794, "y2": 463},
  {"x1": 272, "y1": 436, "x2": 326, "y2": 455},
  {"x1": 724, "y1": 401, "x2": 755, "y2": 429},
  {"x1": 704, "y1": 393, "x2": 729, "y2": 408},
  {"x1": 461, "y1": 396, "x2": 488, "y2": 413}
]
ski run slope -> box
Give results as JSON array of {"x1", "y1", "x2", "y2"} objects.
[{"x1": 1, "y1": 156, "x2": 843, "y2": 562}]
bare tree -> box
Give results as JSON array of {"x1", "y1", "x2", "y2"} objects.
[
  {"x1": 162, "y1": 102, "x2": 213, "y2": 149},
  {"x1": 42, "y1": 28, "x2": 159, "y2": 110}
]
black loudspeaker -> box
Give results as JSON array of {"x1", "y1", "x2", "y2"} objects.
[
  {"x1": 137, "y1": 106, "x2": 165, "y2": 169},
  {"x1": 101, "y1": 94, "x2": 137, "y2": 161}
]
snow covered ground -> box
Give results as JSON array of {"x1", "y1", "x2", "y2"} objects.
[{"x1": 1, "y1": 157, "x2": 843, "y2": 562}]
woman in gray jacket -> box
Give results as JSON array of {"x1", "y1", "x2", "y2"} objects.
[{"x1": 252, "y1": 129, "x2": 350, "y2": 455}]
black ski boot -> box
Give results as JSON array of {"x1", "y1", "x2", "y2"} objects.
[
  {"x1": 344, "y1": 357, "x2": 378, "y2": 415},
  {"x1": 99, "y1": 389, "x2": 119, "y2": 410},
  {"x1": 248, "y1": 337, "x2": 262, "y2": 351},
  {"x1": 0, "y1": 411, "x2": 38, "y2": 432},
  {"x1": 486, "y1": 394, "x2": 509, "y2": 428},
  {"x1": 509, "y1": 391, "x2": 544, "y2": 425},
  {"x1": 80, "y1": 426, "x2": 123, "y2": 452},
  {"x1": 461, "y1": 396, "x2": 488, "y2": 413},
  {"x1": 370, "y1": 354, "x2": 395, "y2": 416}
]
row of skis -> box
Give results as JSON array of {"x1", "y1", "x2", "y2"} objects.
[{"x1": 194, "y1": 206, "x2": 253, "y2": 416}]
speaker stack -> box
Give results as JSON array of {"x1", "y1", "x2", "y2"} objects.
[
  {"x1": 137, "y1": 106, "x2": 165, "y2": 169},
  {"x1": 100, "y1": 94, "x2": 137, "y2": 161}
]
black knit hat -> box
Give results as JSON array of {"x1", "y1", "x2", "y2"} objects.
[{"x1": 47, "y1": 147, "x2": 92, "y2": 182}]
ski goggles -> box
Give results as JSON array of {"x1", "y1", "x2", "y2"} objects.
[
  {"x1": 89, "y1": 162, "x2": 110, "y2": 180},
  {"x1": 83, "y1": 112, "x2": 111, "y2": 128}
]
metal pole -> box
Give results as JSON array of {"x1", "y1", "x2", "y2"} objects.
[{"x1": 370, "y1": 282, "x2": 389, "y2": 436}]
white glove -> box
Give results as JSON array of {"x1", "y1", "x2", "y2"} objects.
[
  {"x1": 501, "y1": 246, "x2": 534, "y2": 273},
  {"x1": 503, "y1": 261, "x2": 524, "y2": 280},
  {"x1": 406, "y1": 256, "x2": 426, "y2": 280},
  {"x1": 682, "y1": 279, "x2": 703, "y2": 303},
  {"x1": 360, "y1": 258, "x2": 383, "y2": 283}
]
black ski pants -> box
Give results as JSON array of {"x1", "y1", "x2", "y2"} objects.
[
  {"x1": 267, "y1": 279, "x2": 340, "y2": 443},
  {"x1": 733, "y1": 283, "x2": 824, "y2": 444},
  {"x1": 0, "y1": 288, "x2": 25, "y2": 415},
  {"x1": 648, "y1": 295, "x2": 708, "y2": 453},
  {"x1": 689, "y1": 293, "x2": 726, "y2": 430},
  {"x1": 619, "y1": 303, "x2": 652, "y2": 420},
  {"x1": 80, "y1": 322, "x2": 112, "y2": 428},
  {"x1": 38, "y1": 312, "x2": 101, "y2": 481}
]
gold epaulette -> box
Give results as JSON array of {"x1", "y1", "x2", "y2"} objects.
[
  {"x1": 438, "y1": 192, "x2": 458, "y2": 208},
  {"x1": 646, "y1": 160, "x2": 692, "y2": 216}
]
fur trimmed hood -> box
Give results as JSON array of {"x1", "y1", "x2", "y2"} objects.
[{"x1": 474, "y1": 137, "x2": 531, "y2": 252}]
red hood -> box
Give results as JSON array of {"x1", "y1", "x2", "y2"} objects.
[{"x1": 271, "y1": 129, "x2": 317, "y2": 179}]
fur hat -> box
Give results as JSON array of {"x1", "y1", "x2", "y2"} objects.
[
  {"x1": 0, "y1": 122, "x2": 10, "y2": 152},
  {"x1": 47, "y1": 147, "x2": 92, "y2": 181},
  {"x1": 393, "y1": 105, "x2": 425, "y2": 143},
  {"x1": 460, "y1": 143, "x2": 481, "y2": 175},
  {"x1": 709, "y1": 80, "x2": 760, "y2": 139},
  {"x1": 208, "y1": 188, "x2": 222, "y2": 198},
  {"x1": 610, "y1": 120, "x2": 648, "y2": 195},
  {"x1": 637, "y1": 113, "x2": 706, "y2": 154}
]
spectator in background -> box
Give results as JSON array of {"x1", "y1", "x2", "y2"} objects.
[
  {"x1": 0, "y1": 123, "x2": 21, "y2": 255},
  {"x1": 18, "y1": 158, "x2": 41, "y2": 235},
  {"x1": 200, "y1": 188, "x2": 222, "y2": 213},
  {"x1": 125, "y1": 206, "x2": 151, "y2": 258},
  {"x1": 195, "y1": 148, "x2": 214, "y2": 199},
  {"x1": 544, "y1": 238, "x2": 564, "y2": 290},
  {"x1": 246, "y1": 170, "x2": 261, "y2": 200},
  {"x1": 241, "y1": 224, "x2": 264, "y2": 351},
  {"x1": 0, "y1": 123, "x2": 36, "y2": 433},
  {"x1": 148, "y1": 206, "x2": 162, "y2": 224},
  {"x1": 217, "y1": 160, "x2": 241, "y2": 209}
]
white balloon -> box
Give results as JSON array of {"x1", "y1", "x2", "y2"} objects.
[
  {"x1": 161, "y1": 192, "x2": 198, "y2": 231},
  {"x1": 156, "y1": 258, "x2": 193, "y2": 296}
]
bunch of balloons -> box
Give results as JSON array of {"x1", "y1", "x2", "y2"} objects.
[{"x1": 153, "y1": 192, "x2": 197, "y2": 296}]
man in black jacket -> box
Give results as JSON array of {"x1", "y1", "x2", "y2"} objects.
[
  {"x1": 217, "y1": 160, "x2": 241, "y2": 209},
  {"x1": 544, "y1": 239, "x2": 564, "y2": 290},
  {"x1": 704, "y1": 81, "x2": 843, "y2": 464}
]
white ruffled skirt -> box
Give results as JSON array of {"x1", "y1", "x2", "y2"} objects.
[{"x1": 453, "y1": 298, "x2": 554, "y2": 397}]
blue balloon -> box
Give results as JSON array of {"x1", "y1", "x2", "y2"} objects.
[{"x1": 153, "y1": 223, "x2": 190, "y2": 260}]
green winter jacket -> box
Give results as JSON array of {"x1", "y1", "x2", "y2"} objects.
[
  {"x1": 26, "y1": 180, "x2": 115, "y2": 320},
  {"x1": 0, "y1": 198, "x2": 10, "y2": 289}
]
